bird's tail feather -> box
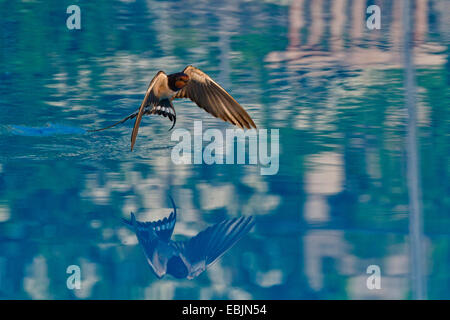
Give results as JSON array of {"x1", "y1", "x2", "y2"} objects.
[
  {"x1": 87, "y1": 110, "x2": 139, "y2": 133},
  {"x1": 151, "y1": 100, "x2": 176, "y2": 131}
]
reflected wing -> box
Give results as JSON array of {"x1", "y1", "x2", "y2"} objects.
[
  {"x1": 145, "y1": 197, "x2": 177, "y2": 241},
  {"x1": 173, "y1": 66, "x2": 257, "y2": 129},
  {"x1": 131, "y1": 71, "x2": 167, "y2": 151},
  {"x1": 122, "y1": 197, "x2": 177, "y2": 242},
  {"x1": 174, "y1": 216, "x2": 255, "y2": 278},
  {"x1": 123, "y1": 213, "x2": 165, "y2": 277},
  {"x1": 123, "y1": 212, "x2": 178, "y2": 278}
]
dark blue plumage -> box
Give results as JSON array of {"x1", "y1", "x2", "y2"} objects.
[{"x1": 123, "y1": 197, "x2": 255, "y2": 279}]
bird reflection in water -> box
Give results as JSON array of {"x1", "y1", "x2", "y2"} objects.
[{"x1": 123, "y1": 197, "x2": 255, "y2": 280}]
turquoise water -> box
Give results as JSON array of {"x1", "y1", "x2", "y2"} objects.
[{"x1": 0, "y1": 0, "x2": 449, "y2": 299}]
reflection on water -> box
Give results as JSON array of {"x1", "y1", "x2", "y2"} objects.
[
  {"x1": 0, "y1": 0, "x2": 449, "y2": 299},
  {"x1": 123, "y1": 197, "x2": 255, "y2": 280}
]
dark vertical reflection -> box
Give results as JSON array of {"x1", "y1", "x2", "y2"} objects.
[
  {"x1": 217, "y1": 0, "x2": 234, "y2": 88},
  {"x1": 403, "y1": 0, "x2": 426, "y2": 300}
]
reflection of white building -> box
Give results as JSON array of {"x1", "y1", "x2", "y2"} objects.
[
  {"x1": 303, "y1": 230, "x2": 418, "y2": 299},
  {"x1": 266, "y1": 0, "x2": 447, "y2": 69},
  {"x1": 304, "y1": 152, "x2": 343, "y2": 222}
]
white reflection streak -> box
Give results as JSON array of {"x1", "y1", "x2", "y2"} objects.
[
  {"x1": 307, "y1": 0, "x2": 323, "y2": 47},
  {"x1": 330, "y1": 0, "x2": 346, "y2": 52}
]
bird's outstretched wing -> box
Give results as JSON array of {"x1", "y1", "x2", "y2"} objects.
[
  {"x1": 174, "y1": 216, "x2": 255, "y2": 279},
  {"x1": 131, "y1": 71, "x2": 168, "y2": 151},
  {"x1": 173, "y1": 66, "x2": 257, "y2": 129}
]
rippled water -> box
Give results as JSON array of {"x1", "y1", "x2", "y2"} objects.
[{"x1": 0, "y1": 0, "x2": 449, "y2": 299}]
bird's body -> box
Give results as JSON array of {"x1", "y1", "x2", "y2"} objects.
[
  {"x1": 89, "y1": 66, "x2": 257, "y2": 150},
  {"x1": 123, "y1": 198, "x2": 255, "y2": 279}
]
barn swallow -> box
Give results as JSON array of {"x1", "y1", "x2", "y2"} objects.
[
  {"x1": 122, "y1": 198, "x2": 255, "y2": 279},
  {"x1": 89, "y1": 65, "x2": 257, "y2": 150}
]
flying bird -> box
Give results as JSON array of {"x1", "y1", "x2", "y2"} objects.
[
  {"x1": 89, "y1": 65, "x2": 257, "y2": 150},
  {"x1": 122, "y1": 198, "x2": 255, "y2": 279}
]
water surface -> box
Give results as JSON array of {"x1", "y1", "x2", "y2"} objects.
[{"x1": 0, "y1": 0, "x2": 449, "y2": 299}]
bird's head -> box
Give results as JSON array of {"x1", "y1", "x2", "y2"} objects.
[
  {"x1": 175, "y1": 73, "x2": 190, "y2": 89},
  {"x1": 169, "y1": 72, "x2": 190, "y2": 91}
]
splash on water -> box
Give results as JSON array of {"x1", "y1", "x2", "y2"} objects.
[{"x1": 9, "y1": 123, "x2": 86, "y2": 136}]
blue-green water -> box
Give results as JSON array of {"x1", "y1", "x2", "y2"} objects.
[{"x1": 0, "y1": 0, "x2": 449, "y2": 299}]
